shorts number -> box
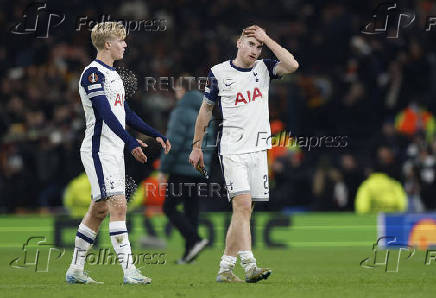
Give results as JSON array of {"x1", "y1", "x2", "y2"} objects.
[{"x1": 263, "y1": 174, "x2": 269, "y2": 190}]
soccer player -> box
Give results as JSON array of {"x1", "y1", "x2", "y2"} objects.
[
  {"x1": 189, "y1": 25, "x2": 299, "y2": 282},
  {"x1": 66, "y1": 22, "x2": 171, "y2": 284}
]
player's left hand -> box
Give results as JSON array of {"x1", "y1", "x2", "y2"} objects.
[
  {"x1": 137, "y1": 139, "x2": 148, "y2": 148},
  {"x1": 244, "y1": 25, "x2": 269, "y2": 43},
  {"x1": 156, "y1": 137, "x2": 171, "y2": 154}
]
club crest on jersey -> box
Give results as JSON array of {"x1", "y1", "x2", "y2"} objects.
[
  {"x1": 234, "y1": 87, "x2": 262, "y2": 105},
  {"x1": 88, "y1": 73, "x2": 99, "y2": 83},
  {"x1": 253, "y1": 72, "x2": 259, "y2": 82}
]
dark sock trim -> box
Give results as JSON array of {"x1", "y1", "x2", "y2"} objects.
[
  {"x1": 109, "y1": 230, "x2": 127, "y2": 236},
  {"x1": 76, "y1": 231, "x2": 94, "y2": 244}
]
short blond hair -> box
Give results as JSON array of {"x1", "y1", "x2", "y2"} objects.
[{"x1": 91, "y1": 22, "x2": 126, "y2": 50}]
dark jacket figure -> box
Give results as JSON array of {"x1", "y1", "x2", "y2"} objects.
[
  {"x1": 160, "y1": 88, "x2": 214, "y2": 263},
  {"x1": 160, "y1": 90, "x2": 214, "y2": 176}
]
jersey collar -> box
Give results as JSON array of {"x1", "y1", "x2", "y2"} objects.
[
  {"x1": 230, "y1": 59, "x2": 253, "y2": 72},
  {"x1": 95, "y1": 59, "x2": 116, "y2": 71}
]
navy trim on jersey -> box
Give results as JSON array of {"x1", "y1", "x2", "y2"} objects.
[
  {"x1": 91, "y1": 105, "x2": 107, "y2": 199},
  {"x1": 76, "y1": 231, "x2": 94, "y2": 244},
  {"x1": 263, "y1": 59, "x2": 280, "y2": 80},
  {"x1": 204, "y1": 70, "x2": 219, "y2": 103},
  {"x1": 81, "y1": 67, "x2": 105, "y2": 95},
  {"x1": 229, "y1": 59, "x2": 253, "y2": 72},
  {"x1": 216, "y1": 96, "x2": 223, "y2": 155},
  {"x1": 91, "y1": 95, "x2": 139, "y2": 152},
  {"x1": 95, "y1": 59, "x2": 115, "y2": 71},
  {"x1": 217, "y1": 154, "x2": 230, "y2": 201},
  {"x1": 124, "y1": 101, "x2": 167, "y2": 142}
]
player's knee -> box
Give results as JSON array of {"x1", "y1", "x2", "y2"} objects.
[
  {"x1": 91, "y1": 203, "x2": 109, "y2": 220},
  {"x1": 232, "y1": 197, "x2": 252, "y2": 217},
  {"x1": 107, "y1": 198, "x2": 127, "y2": 218},
  {"x1": 110, "y1": 204, "x2": 127, "y2": 217}
]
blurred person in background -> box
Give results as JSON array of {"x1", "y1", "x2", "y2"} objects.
[
  {"x1": 403, "y1": 144, "x2": 436, "y2": 211},
  {"x1": 337, "y1": 153, "x2": 364, "y2": 211},
  {"x1": 374, "y1": 145, "x2": 402, "y2": 182},
  {"x1": 312, "y1": 155, "x2": 347, "y2": 211},
  {"x1": 160, "y1": 75, "x2": 213, "y2": 264},
  {"x1": 271, "y1": 150, "x2": 312, "y2": 210},
  {"x1": 355, "y1": 171, "x2": 407, "y2": 214}
]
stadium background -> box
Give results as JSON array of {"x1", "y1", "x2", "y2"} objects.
[
  {"x1": 2, "y1": 0, "x2": 436, "y2": 213},
  {"x1": 2, "y1": 1, "x2": 436, "y2": 297}
]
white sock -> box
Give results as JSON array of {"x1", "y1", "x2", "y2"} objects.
[
  {"x1": 109, "y1": 221, "x2": 136, "y2": 273},
  {"x1": 218, "y1": 255, "x2": 237, "y2": 274},
  {"x1": 70, "y1": 223, "x2": 97, "y2": 270},
  {"x1": 238, "y1": 250, "x2": 257, "y2": 273}
]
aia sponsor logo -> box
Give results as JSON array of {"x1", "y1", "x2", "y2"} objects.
[
  {"x1": 115, "y1": 93, "x2": 124, "y2": 106},
  {"x1": 234, "y1": 87, "x2": 262, "y2": 106}
]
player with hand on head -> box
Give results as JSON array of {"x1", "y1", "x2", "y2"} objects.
[
  {"x1": 189, "y1": 25, "x2": 299, "y2": 283},
  {"x1": 66, "y1": 22, "x2": 171, "y2": 285}
]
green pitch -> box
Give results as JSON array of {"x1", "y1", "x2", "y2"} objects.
[{"x1": 1, "y1": 214, "x2": 436, "y2": 297}]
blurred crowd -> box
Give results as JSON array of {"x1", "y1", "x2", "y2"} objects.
[{"x1": 1, "y1": 0, "x2": 436, "y2": 213}]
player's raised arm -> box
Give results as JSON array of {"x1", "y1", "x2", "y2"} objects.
[
  {"x1": 124, "y1": 101, "x2": 171, "y2": 154},
  {"x1": 244, "y1": 25, "x2": 299, "y2": 76}
]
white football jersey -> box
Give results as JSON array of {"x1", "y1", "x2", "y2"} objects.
[
  {"x1": 79, "y1": 60, "x2": 126, "y2": 155},
  {"x1": 204, "y1": 59, "x2": 280, "y2": 155}
]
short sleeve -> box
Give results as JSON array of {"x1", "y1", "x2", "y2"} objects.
[
  {"x1": 80, "y1": 67, "x2": 106, "y2": 99},
  {"x1": 263, "y1": 59, "x2": 280, "y2": 80},
  {"x1": 203, "y1": 70, "x2": 219, "y2": 105}
]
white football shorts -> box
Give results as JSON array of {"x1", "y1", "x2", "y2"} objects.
[
  {"x1": 80, "y1": 151, "x2": 125, "y2": 201},
  {"x1": 219, "y1": 150, "x2": 269, "y2": 201}
]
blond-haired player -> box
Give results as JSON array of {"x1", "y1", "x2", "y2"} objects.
[
  {"x1": 66, "y1": 22, "x2": 171, "y2": 284},
  {"x1": 189, "y1": 25, "x2": 299, "y2": 282}
]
